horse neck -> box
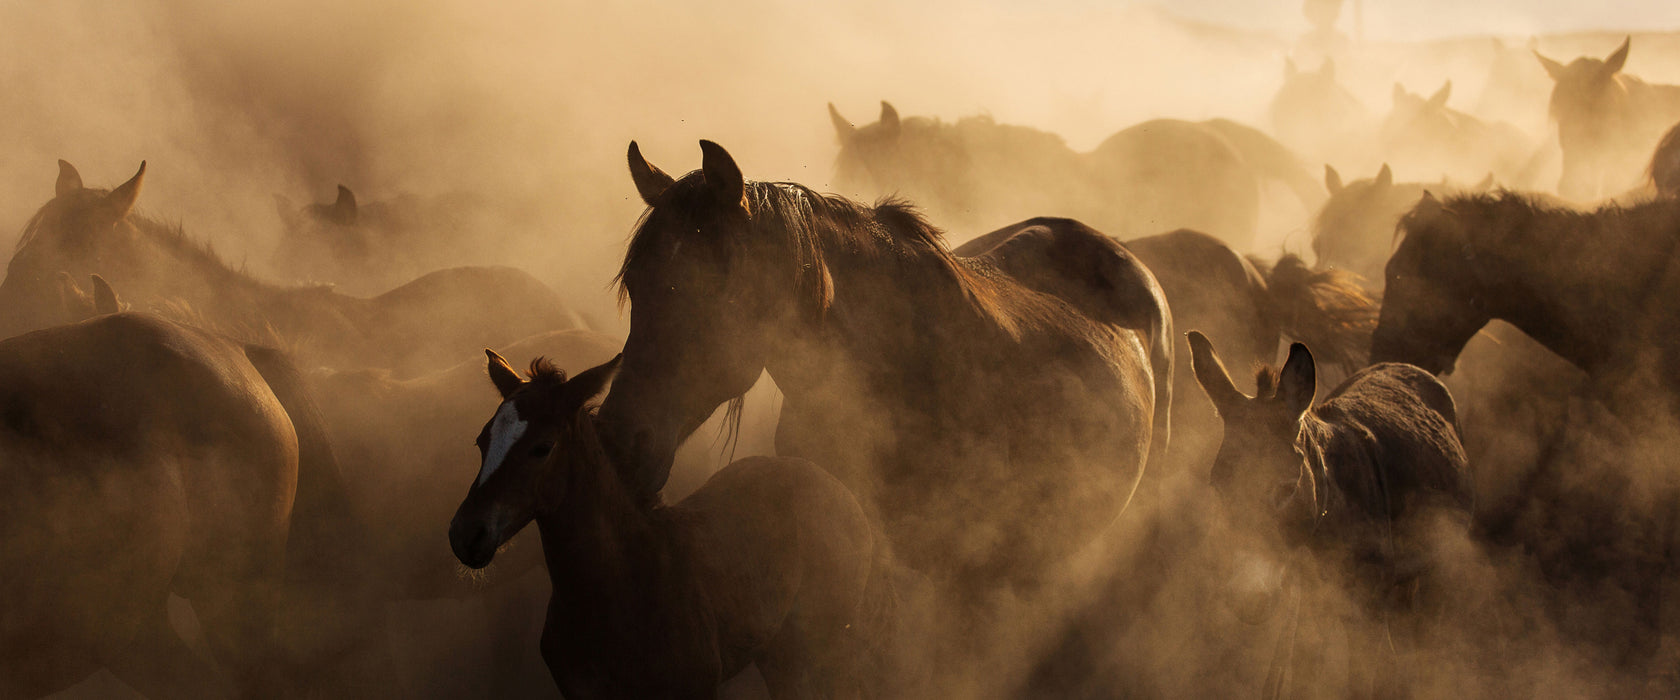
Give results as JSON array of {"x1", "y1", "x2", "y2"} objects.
[
  {"x1": 1478, "y1": 215, "x2": 1664, "y2": 373},
  {"x1": 536, "y1": 422, "x2": 682, "y2": 613}
]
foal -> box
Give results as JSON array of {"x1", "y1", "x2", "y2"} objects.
[{"x1": 449, "y1": 353, "x2": 896, "y2": 698}]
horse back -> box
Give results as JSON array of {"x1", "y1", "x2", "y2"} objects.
[{"x1": 1314, "y1": 362, "x2": 1474, "y2": 528}]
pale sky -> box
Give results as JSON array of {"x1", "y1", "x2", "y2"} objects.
[{"x1": 1153, "y1": 0, "x2": 1680, "y2": 42}]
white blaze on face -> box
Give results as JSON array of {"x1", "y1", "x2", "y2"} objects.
[{"x1": 478, "y1": 401, "x2": 529, "y2": 486}]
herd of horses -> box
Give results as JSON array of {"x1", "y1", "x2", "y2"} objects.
[{"x1": 9, "y1": 33, "x2": 1680, "y2": 700}]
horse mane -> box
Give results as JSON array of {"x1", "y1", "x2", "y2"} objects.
[
  {"x1": 1398, "y1": 190, "x2": 1680, "y2": 253},
  {"x1": 617, "y1": 177, "x2": 991, "y2": 318},
  {"x1": 1250, "y1": 253, "x2": 1377, "y2": 372},
  {"x1": 1254, "y1": 365, "x2": 1280, "y2": 399},
  {"x1": 527, "y1": 356, "x2": 564, "y2": 382}
]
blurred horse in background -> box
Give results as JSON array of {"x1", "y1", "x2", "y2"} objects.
[
  {"x1": 1536, "y1": 37, "x2": 1680, "y2": 201},
  {"x1": 1380, "y1": 81, "x2": 1539, "y2": 189},
  {"x1": 0, "y1": 161, "x2": 585, "y2": 376},
  {"x1": 828, "y1": 101, "x2": 1322, "y2": 250},
  {"x1": 1270, "y1": 58, "x2": 1373, "y2": 173}
]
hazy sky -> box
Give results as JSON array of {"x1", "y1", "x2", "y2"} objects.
[{"x1": 1156, "y1": 0, "x2": 1680, "y2": 41}]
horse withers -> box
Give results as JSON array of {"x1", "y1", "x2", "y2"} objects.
[
  {"x1": 448, "y1": 353, "x2": 898, "y2": 698},
  {"x1": 1189, "y1": 331, "x2": 1472, "y2": 698}
]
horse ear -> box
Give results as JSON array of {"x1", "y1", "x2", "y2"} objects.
[
  {"x1": 55, "y1": 272, "x2": 90, "y2": 322},
  {"x1": 1415, "y1": 190, "x2": 1444, "y2": 220},
  {"x1": 329, "y1": 185, "x2": 358, "y2": 225},
  {"x1": 1428, "y1": 81, "x2": 1452, "y2": 109},
  {"x1": 90, "y1": 274, "x2": 120, "y2": 315},
  {"x1": 1473, "y1": 172, "x2": 1496, "y2": 191},
  {"x1": 698, "y1": 140, "x2": 748, "y2": 214},
  {"x1": 1284, "y1": 58, "x2": 1297, "y2": 78},
  {"x1": 1324, "y1": 164, "x2": 1343, "y2": 194},
  {"x1": 1278, "y1": 343, "x2": 1315, "y2": 417},
  {"x1": 565, "y1": 354, "x2": 622, "y2": 406},
  {"x1": 103, "y1": 161, "x2": 145, "y2": 219},
  {"x1": 1603, "y1": 37, "x2": 1630, "y2": 76},
  {"x1": 1535, "y1": 50, "x2": 1565, "y2": 81},
  {"x1": 627, "y1": 141, "x2": 675, "y2": 207},
  {"x1": 879, "y1": 101, "x2": 901, "y2": 139},
  {"x1": 1392, "y1": 83, "x2": 1408, "y2": 105},
  {"x1": 828, "y1": 103, "x2": 857, "y2": 141},
  {"x1": 56, "y1": 160, "x2": 83, "y2": 197},
  {"x1": 485, "y1": 349, "x2": 524, "y2": 400},
  {"x1": 1188, "y1": 331, "x2": 1246, "y2": 414},
  {"x1": 1374, "y1": 163, "x2": 1393, "y2": 189}
]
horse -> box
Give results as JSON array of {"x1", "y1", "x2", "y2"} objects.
[
  {"x1": 1371, "y1": 190, "x2": 1680, "y2": 673},
  {"x1": 1536, "y1": 37, "x2": 1680, "y2": 201},
  {"x1": 273, "y1": 185, "x2": 519, "y2": 296},
  {"x1": 1650, "y1": 120, "x2": 1680, "y2": 199},
  {"x1": 0, "y1": 161, "x2": 585, "y2": 377},
  {"x1": 959, "y1": 228, "x2": 1374, "y2": 698},
  {"x1": 827, "y1": 101, "x2": 1322, "y2": 250},
  {"x1": 1312, "y1": 163, "x2": 1496, "y2": 292},
  {"x1": 448, "y1": 354, "x2": 898, "y2": 698},
  {"x1": 602, "y1": 140, "x2": 1172, "y2": 597},
  {"x1": 1189, "y1": 332, "x2": 1472, "y2": 699},
  {"x1": 1379, "y1": 81, "x2": 1539, "y2": 189},
  {"x1": 1270, "y1": 58, "x2": 1373, "y2": 172},
  {"x1": 0, "y1": 312, "x2": 388, "y2": 698}
]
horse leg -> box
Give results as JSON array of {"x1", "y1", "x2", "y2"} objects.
[
  {"x1": 190, "y1": 580, "x2": 290, "y2": 700},
  {"x1": 484, "y1": 569, "x2": 561, "y2": 699},
  {"x1": 105, "y1": 599, "x2": 232, "y2": 700}
]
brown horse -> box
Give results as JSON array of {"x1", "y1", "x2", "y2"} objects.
[
  {"x1": 1312, "y1": 163, "x2": 1499, "y2": 292},
  {"x1": 1536, "y1": 37, "x2": 1680, "y2": 201},
  {"x1": 0, "y1": 313, "x2": 387, "y2": 699},
  {"x1": 1190, "y1": 332, "x2": 1472, "y2": 699},
  {"x1": 603, "y1": 140, "x2": 1171, "y2": 595},
  {"x1": 828, "y1": 102, "x2": 1322, "y2": 250},
  {"x1": 449, "y1": 354, "x2": 897, "y2": 698},
  {"x1": 0, "y1": 161, "x2": 584, "y2": 376}
]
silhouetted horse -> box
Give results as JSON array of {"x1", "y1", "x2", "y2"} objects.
[
  {"x1": 0, "y1": 313, "x2": 387, "y2": 699},
  {"x1": 0, "y1": 161, "x2": 584, "y2": 376},
  {"x1": 1536, "y1": 37, "x2": 1680, "y2": 201},
  {"x1": 449, "y1": 354, "x2": 897, "y2": 698},
  {"x1": 604, "y1": 140, "x2": 1172, "y2": 594},
  {"x1": 1380, "y1": 81, "x2": 1538, "y2": 188},
  {"x1": 1190, "y1": 332, "x2": 1472, "y2": 700},
  {"x1": 828, "y1": 101, "x2": 1321, "y2": 250}
]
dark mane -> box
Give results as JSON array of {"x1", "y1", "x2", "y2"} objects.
[
  {"x1": 527, "y1": 356, "x2": 564, "y2": 382},
  {"x1": 1254, "y1": 365, "x2": 1280, "y2": 399},
  {"x1": 1397, "y1": 190, "x2": 1680, "y2": 258},
  {"x1": 617, "y1": 175, "x2": 978, "y2": 315}
]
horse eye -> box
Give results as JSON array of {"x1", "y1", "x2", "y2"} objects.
[{"x1": 530, "y1": 441, "x2": 554, "y2": 459}]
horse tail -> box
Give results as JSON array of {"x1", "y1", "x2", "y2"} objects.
[
  {"x1": 1250, "y1": 253, "x2": 1378, "y2": 374},
  {"x1": 1202, "y1": 118, "x2": 1326, "y2": 212},
  {"x1": 243, "y1": 344, "x2": 393, "y2": 688}
]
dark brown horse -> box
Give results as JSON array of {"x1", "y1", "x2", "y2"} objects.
[
  {"x1": 1371, "y1": 190, "x2": 1680, "y2": 390},
  {"x1": 1312, "y1": 163, "x2": 1498, "y2": 292},
  {"x1": 1190, "y1": 332, "x2": 1472, "y2": 699},
  {"x1": 1536, "y1": 37, "x2": 1680, "y2": 201},
  {"x1": 0, "y1": 161, "x2": 584, "y2": 376},
  {"x1": 604, "y1": 140, "x2": 1171, "y2": 594},
  {"x1": 0, "y1": 313, "x2": 387, "y2": 699},
  {"x1": 828, "y1": 102, "x2": 1322, "y2": 250},
  {"x1": 449, "y1": 354, "x2": 897, "y2": 698}
]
